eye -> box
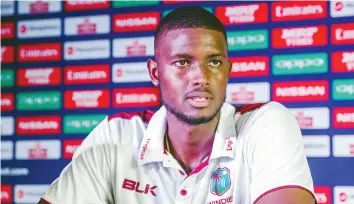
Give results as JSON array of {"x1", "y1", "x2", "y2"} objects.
[
  {"x1": 208, "y1": 60, "x2": 222, "y2": 67},
  {"x1": 175, "y1": 60, "x2": 190, "y2": 67}
]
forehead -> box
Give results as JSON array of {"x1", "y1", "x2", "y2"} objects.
[{"x1": 156, "y1": 28, "x2": 227, "y2": 57}]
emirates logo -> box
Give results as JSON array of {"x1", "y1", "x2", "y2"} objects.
[
  {"x1": 29, "y1": 143, "x2": 47, "y2": 159},
  {"x1": 127, "y1": 40, "x2": 146, "y2": 56}
]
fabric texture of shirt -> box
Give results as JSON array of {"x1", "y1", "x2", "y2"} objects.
[{"x1": 41, "y1": 101, "x2": 314, "y2": 204}]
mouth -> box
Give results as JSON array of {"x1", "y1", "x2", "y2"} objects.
[{"x1": 186, "y1": 92, "x2": 213, "y2": 108}]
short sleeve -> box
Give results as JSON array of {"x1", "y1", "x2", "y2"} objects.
[
  {"x1": 245, "y1": 102, "x2": 315, "y2": 203},
  {"x1": 41, "y1": 117, "x2": 115, "y2": 204}
]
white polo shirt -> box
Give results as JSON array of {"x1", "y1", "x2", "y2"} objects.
[{"x1": 41, "y1": 101, "x2": 314, "y2": 204}]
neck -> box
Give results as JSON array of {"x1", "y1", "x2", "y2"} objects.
[{"x1": 166, "y1": 111, "x2": 220, "y2": 174}]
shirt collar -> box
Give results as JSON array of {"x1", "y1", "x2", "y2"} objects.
[{"x1": 137, "y1": 103, "x2": 237, "y2": 166}]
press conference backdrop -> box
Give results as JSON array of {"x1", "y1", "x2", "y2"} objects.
[{"x1": 1, "y1": 0, "x2": 354, "y2": 203}]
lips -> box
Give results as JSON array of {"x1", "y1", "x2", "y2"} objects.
[{"x1": 186, "y1": 92, "x2": 213, "y2": 108}]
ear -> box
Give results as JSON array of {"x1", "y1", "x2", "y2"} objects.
[
  {"x1": 227, "y1": 60, "x2": 232, "y2": 77},
  {"x1": 147, "y1": 58, "x2": 159, "y2": 86}
]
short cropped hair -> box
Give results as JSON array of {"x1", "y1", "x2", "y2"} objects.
[{"x1": 154, "y1": 6, "x2": 227, "y2": 49}]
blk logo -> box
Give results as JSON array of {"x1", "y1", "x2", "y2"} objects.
[{"x1": 122, "y1": 179, "x2": 157, "y2": 196}]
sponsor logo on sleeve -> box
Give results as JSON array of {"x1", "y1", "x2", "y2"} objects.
[
  {"x1": 112, "y1": 62, "x2": 151, "y2": 83},
  {"x1": 113, "y1": 88, "x2": 160, "y2": 108},
  {"x1": 303, "y1": 136, "x2": 330, "y2": 157},
  {"x1": 113, "y1": 11, "x2": 160, "y2": 32},
  {"x1": 64, "y1": 114, "x2": 106, "y2": 134},
  {"x1": 1, "y1": 69, "x2": 14, "y2": 87},
  {"x1": 64, "y1": 89, "x2": 110, "y2": 109},
  {"x1": 1, "y1": 116, "x2": 14, "y2": 136},
  {"x1": 314, "y1": 186, "x2": 331, "y2": 204},
  {"x1": 18, "y1": 43, "x2": 61, "y2": 62},
  {"x1": 16, "y1": 116, "x2": 61, "y2": 135},
  {"x1": 65, "y1": 15, "x2": 110, "y2": 36},
  {"x1": 14, "y1": 185, "x2": 50, "y2": 203},
  {"x1": 290, "y1": 107, "x2": 330, "y2": 129},
  {"x1": 113, "y1": 0, "x2": 159, "y2": 8},
  {"x1": 18, "y1": 1, "x2": 61, "y2": 14},
  {"x1": 163, "y1": 7, "x2": 212, "y2": 17},
  {"x1": 16, "y1": 140, "x2": 61, "y2": 160},
  {"x1": 17, "y1": 18, "x2": 61, "y2": 39},
  {"x1": 65, "y1": 0, "x2": 109, "y2": 11},
  {"x1": 333, "y1": 135, "x2": 354, "y2": 157},
  {"x1": 64, "y1": 39, "x2": 110, "y2": 60},
  {"x1": 1, "y1": 22, "x2": 14, "y2": 39},
  {"x1": 227, "y1": 29, "x2": 268, "y2": 51},
  {"x1": 1, "y1": 93, "x2": 14, "y2": 111},
  {"x1": 332, "y1": 51, "x2": 354, "y2": 73},
  {"x1": 330, "y1": 1, "x2": 354, "y2": 18},
  {"x1": 333, "y1": 107, "x2": 354, "y2": 128},
  {"x1": 272, "y1": 1, "x2": 327, "y2": 21},
  {"x1": 17, "y1": 91, "x2": 61, "y2": 111},
  {"x1": 1, "y1": 141, "x2": 13, "y2": 160},
  {"x1": 230, "y1": 56, "x2": 269, "y2": 77},
  {"x1": 1, "y1": 0, "x2": 15, "y2": 16},
  {"x1": 17, "y1": 67, "x2": 61, "y2": 86},
  {"x1": 1, "y1": 46, "x2": 14, "y2": 63},
  {"x1": 272, "y1": 25, "x2": 327, "y2": 48},
  {"x1": 215, "y1": 3, "x2": 268, "y2": 25},
  {"x1": 334, "y1": 186, "x2": 354, "y2": 204},
  {"x1": 113, "y1": 36, "x2": 154, "y2": 58},
  {"x1": 332, "y1": 79, "x2": 354, "y2": 100},
  {"x1": 331, "y1": 23, "x2": 354, "y2": 45},
  {"x1": 272, "y1": 53, "x2": 328, "y2": 75},
  {"x1": 273, "y1": 80, "x2": 329, "y2": 102},
  {"x1": 63, "y1": 139, "x2": 83, "y2": 159},
  {"x1": 1, "y1": 185, "x2": 12, "y2": 203},
  {"x1": 226, "y1": 82, "x2": 270, "y2": 104},
  {"x1": 64, "y1": 64, "x2": 110, "y2": 84}
]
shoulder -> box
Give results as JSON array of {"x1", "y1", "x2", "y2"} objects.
[
  {"x1": 74, "y1": 110, "x2": 156, "y2": 158},
  {"x1": 234, "y1": 101, "x2": 291, "y2": 135}
]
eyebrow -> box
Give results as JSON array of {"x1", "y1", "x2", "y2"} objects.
[{"x1": 170, "y1": 53, "x2": 226, "y2": 59}]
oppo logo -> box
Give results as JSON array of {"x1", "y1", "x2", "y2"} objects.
[
  {"x1": 276, "y1": 58, "x2": 324, "y2": 69},
  {"x1": 336, "y1": 84, "x2": 354, "y2": 94}
]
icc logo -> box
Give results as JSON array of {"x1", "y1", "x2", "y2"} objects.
[{"x1": 210, "y1": 167, "x2": 231, "y2": 196}]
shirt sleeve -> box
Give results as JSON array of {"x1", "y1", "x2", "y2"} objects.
[
  {"x1": 244, "y1": 102, "x2": 315, "y2": 203},
  {"x1": 41, "y1": 117, "x2": 115, "y2": 204}
]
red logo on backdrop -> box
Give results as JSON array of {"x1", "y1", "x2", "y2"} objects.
[
  {"x1": 314, "y1": 186, "x2": 331, "y2": 204},
  {"x1": 1, "y1": 22, "x2": 14, "y2": 39},
  {"x1": 295, "y1": 111, "x2": 313, "y2": 128},
  {"x1": 230, "y1": 56, "x2": 269, "y2": 77},
  {"x1": 215, "y1": 3, "x2": 268, "y2": 25},
  {"x1": 18, "y1": 67, "x2": 61, "y2": 86},
  {"x1": 30, "y1": 0, "x2": 49, "y2": 13},
  {"x1": 271, "y1": 1, "x2": 327, "y2": 21},
  {"x1": 64, "y1": 89, "x2": 110, "y2": 109},
  {"x1": 78, "y1": 18, "x2": 96, "y2": 34},
  {"x1": 272, "y1": 25, "x2": 327, "y2": 48},
  {"x1": 113, "y1": 12, "x2": 160, "y2": 32},
  {"x1": 29, "y1": 143, "x2": 48, "y2": 159},
  {"x1": 1, "y1": 46, "x2": 14, "y2": 63},
  {"x1": 1, "y1": 185, "x2": 13, "y2": 203},
  {"x1": 1, "y1": 93, "x2": 14, "y2": 111},
  {"x1": 113, "y1": 88, "x2": 160, "y2": 108},
  {"x1": 331, "y1": 23, "x2": 354, "y2": 45},
  {"x1": 63, "y1": 139, "x2": 83, "y2": 159},
  {"x1": 18, "y1": 43, "x2": 61, "y2": 62},
  {"x1": 64, "y1": 64, "x2": 110, "y2": 85},
  {"x1": 333, "y1": 107, "x2": 354, "y2": 128},
  {"x1": 332, "y1": 51, "x2": 354, "y2": 73},
  {"x1": 273, "y1": 80, "x2": 329, "y2": 102},
  {"x1": 65, "y1": 0, "x2": 110, "y2": 11},
  {"x1": 16, "y1": 116, "x2": 61, "y2": 135},
  {"x1": 127, "y1": 40, "x2": 147, "y2": 56}
]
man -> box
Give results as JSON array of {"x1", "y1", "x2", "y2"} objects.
[{"x1": 39, "y1": 6, "x2": 315, "y2": 204}]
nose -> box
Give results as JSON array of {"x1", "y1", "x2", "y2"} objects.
[{"x1": 191, "y1": 64, "x2": 210, "y2": 87}]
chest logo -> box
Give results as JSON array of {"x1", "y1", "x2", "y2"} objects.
[{"x1": 210, "y1": 167, "x2": 231, "y2": 196}]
